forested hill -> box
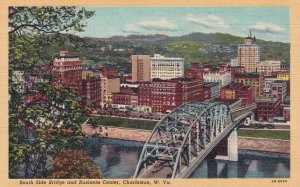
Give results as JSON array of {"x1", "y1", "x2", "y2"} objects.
[
  {"x1": 83, "y1": 32, "x2": 289, "y2": 65},
  {"x1": 45, "y1": 32, "x2": 289, "y2": 70}
]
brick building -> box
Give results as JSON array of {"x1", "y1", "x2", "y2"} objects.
[
  {"x1": 138, "y1": 78, "x2": 203, "y2": 112},
  {"x1": 256, "y1": 96, "x2": 280, "y2": 121},
  {"x1": 52, "y1": 51, "x2": 82, "y2": 94},
  {"x1": 227, "y1": 66, "x2": 245, "y2": 80},
  {"x1": 234, "y1": 73, "x2": 264, "y2": 101},
  {"x1": 191, "y1": 62, "x2": 203, "y2": 69},
  {"x1": 81, "y1": 75, "x2": 101, "y2": 105},
  {"x1": 220, "y1": 82, "x2": 254, "y2": 106},
  {"x1": 283, "y1": 106, "x2": 290, "y2": 122},
  {"x1": 102, "y1": 68, "x2": 119, "y2": 77},
  {"x1": 112, "y1": 88, "x2": 138, "y2": 106},
  {"x1": 184, "y1": 69, "x2": 203, "y2": 79}
]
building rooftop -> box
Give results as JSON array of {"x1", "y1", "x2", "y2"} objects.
[
  {"x1": 273, "y1": 80, "x2": 287, "y2": 84},
  {"x1": 228, "y1": 66, "x2": 245, "y2": 68},
  {"x1": 235, "y1": 73, "x2": 261, "y2": 78},
  {"x1": 203, "y1": 82, "x2": 219, "y2": 88},
  {"x1": 151, "y1": 77, "x2": 200, "y2": 83},
  {"x1": 222, "y1": 82, "x2": 243, "y2": 90},
  {"x1": 151, "y1": 54, "x2": 184, "y2": 60},
  {"x1": 257, "y1": 96, "x2": 279, "y2": 103}
]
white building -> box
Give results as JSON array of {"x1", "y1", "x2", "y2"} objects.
[
  {"x1": 264, "y1": 77, "x2": 281, "y2": 93},
  {"x1": 203, "y1": 72, "x2": 231, "y2": 89},
  {"x1": 237, "y1": 36, "x2": 261, "y2": 73},
  {"x1": 230, "y1": 58, "x2": 238, "y2": 67},
  {"x1": 257, "y1": 60, "x2": 281, "y2": 76},
  {"x1": 150, "y1": 54, "x2": 184, "y2": 80}
]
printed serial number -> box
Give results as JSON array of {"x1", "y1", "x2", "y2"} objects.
[{"x1": 271, "y1": 179, "x2": 288, "y2": 183}]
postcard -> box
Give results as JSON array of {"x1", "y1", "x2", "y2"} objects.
[{"x1": 1, "y1": 0, "x2": 299, "y2": 187}]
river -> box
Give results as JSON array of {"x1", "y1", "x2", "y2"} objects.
[{"x1": 84, "y1": 137, "x2": 290, "y2": 179}]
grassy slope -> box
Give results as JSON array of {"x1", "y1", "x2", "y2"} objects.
[
  {"x1": 237, "y1": 129, "x2": 290, "y2": 140},
  {"x1": 90, "y1": 116, "x2": 157, "y2": 130},
  {"x1": 91, "y1": 116, "x2": 290, "y2": 140}
]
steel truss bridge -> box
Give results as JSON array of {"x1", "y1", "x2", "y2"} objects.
[{"x1": 133, "y1": 101, "x2": 256, "y2": 179}]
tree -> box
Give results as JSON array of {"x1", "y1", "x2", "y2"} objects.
[
  {"x1": 9, "y1": 7, "x2": 95, "y2": 178},
  {"x1": 49, "y1": 149, "x2": 101, "y2": 179}
]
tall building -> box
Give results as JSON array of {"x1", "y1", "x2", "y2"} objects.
[
  {"x1": 234, "y1": 73, "x2": 264, "y2": 101},
  {"x1": 138, "y1": 78, "x2": 203, "y2": 112},
  {"x1": 257, "y1": 60, "x2": 281, "y2": 76},
  {"x1": 82, "y1": 74, "x2": 101, "y2": 105},
  {"x1": 131, "y1": 55, "x2": 151, "y2": 82},
  {"x1": 151, "y1": 54, "x2": 184, "y2": 80},
  {"x1": 237, "y1": 32, "x2": 260, "y2": 73},
  {"x1": 100, "y1": 75, "x2": 120, "y2": 105},
  {"x1": 52, "y1": 51, "x2": 82, "y2": 94}
]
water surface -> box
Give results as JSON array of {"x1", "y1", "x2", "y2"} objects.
[{"x1": 84, "y1": 137, "x2": 290, "y2": 179}]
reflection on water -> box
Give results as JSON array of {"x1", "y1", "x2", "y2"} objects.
[
  {"x1": 84, "y1": 137, "x2": 143, "y2": 178},
  {"x1": 84, "y1": 137, "x2": 290, "y2": 179}
]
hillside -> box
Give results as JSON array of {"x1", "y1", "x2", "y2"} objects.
[{"x1": 81, "y1": 32, "x2": 289, "y2": 70}]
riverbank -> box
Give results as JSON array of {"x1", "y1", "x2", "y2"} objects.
[{"x1": 82, "y1": 124, "x2": 290, "y2": 154}]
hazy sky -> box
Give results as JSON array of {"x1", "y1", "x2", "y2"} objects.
[{"x1": 75, "y1": 7, "x2": 290, "y2": 43}]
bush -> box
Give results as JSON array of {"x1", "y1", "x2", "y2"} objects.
[{"x1": 49, "y1": 149, "x2": 101, "y2": 179}]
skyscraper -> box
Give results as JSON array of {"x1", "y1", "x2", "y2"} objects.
[
  {"x1": 131, "y1": 55, "x2": 151, "y2": 82},
  {"x1": 237, "y1": 31, "x2": 261, "y2": 73}
]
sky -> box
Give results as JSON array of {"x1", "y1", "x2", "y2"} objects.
[{"x1": 75, "y1": 7, "x2": 290, "y2": 43}]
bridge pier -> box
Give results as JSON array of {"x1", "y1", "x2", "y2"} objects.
[
  {"x1": 215, "y1": 128, "x2": 238, "y2": 161},
  {"x1": 227, "y1": 128, "x2": 238, "y2": 161},
  {"x1": 251, "y1": 113, "x2": 255, "y2": 120}
]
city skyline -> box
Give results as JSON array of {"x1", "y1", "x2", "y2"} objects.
[{"x1": 75, "y1": 7, "x2": 290, "y2": 43}]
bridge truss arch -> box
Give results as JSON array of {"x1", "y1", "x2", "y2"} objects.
[{"x1": 133, "y1": 101, "x2": 234, "y2": 179}]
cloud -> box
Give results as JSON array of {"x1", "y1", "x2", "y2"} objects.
[
  {"x1": 139, "y1": 18, "x2": 178, "y2": 31},
  {"x1": 249, "y1": 22, "x2": 285, "y2": 33},
  {"x1": 186, "y1": 14, "x2": 230, "y2": 28},
  {"x1": 122, "y1": 24, "x2": 141, "y2": 34}
]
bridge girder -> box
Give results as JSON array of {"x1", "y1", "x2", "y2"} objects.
[{"x1": 133, "y1": 101, "x2": 235, "y2": 178}]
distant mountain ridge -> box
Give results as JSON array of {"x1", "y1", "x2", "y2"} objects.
[
  {"x1": 82, "y1": 32, "x2": 289, "y2": 64},
  {"x1": 84, "y1": 32, "x2": 289, "y2": 44},
  {"x1": 83, "y1": 34, "x2": 169, "y2": 42}
]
